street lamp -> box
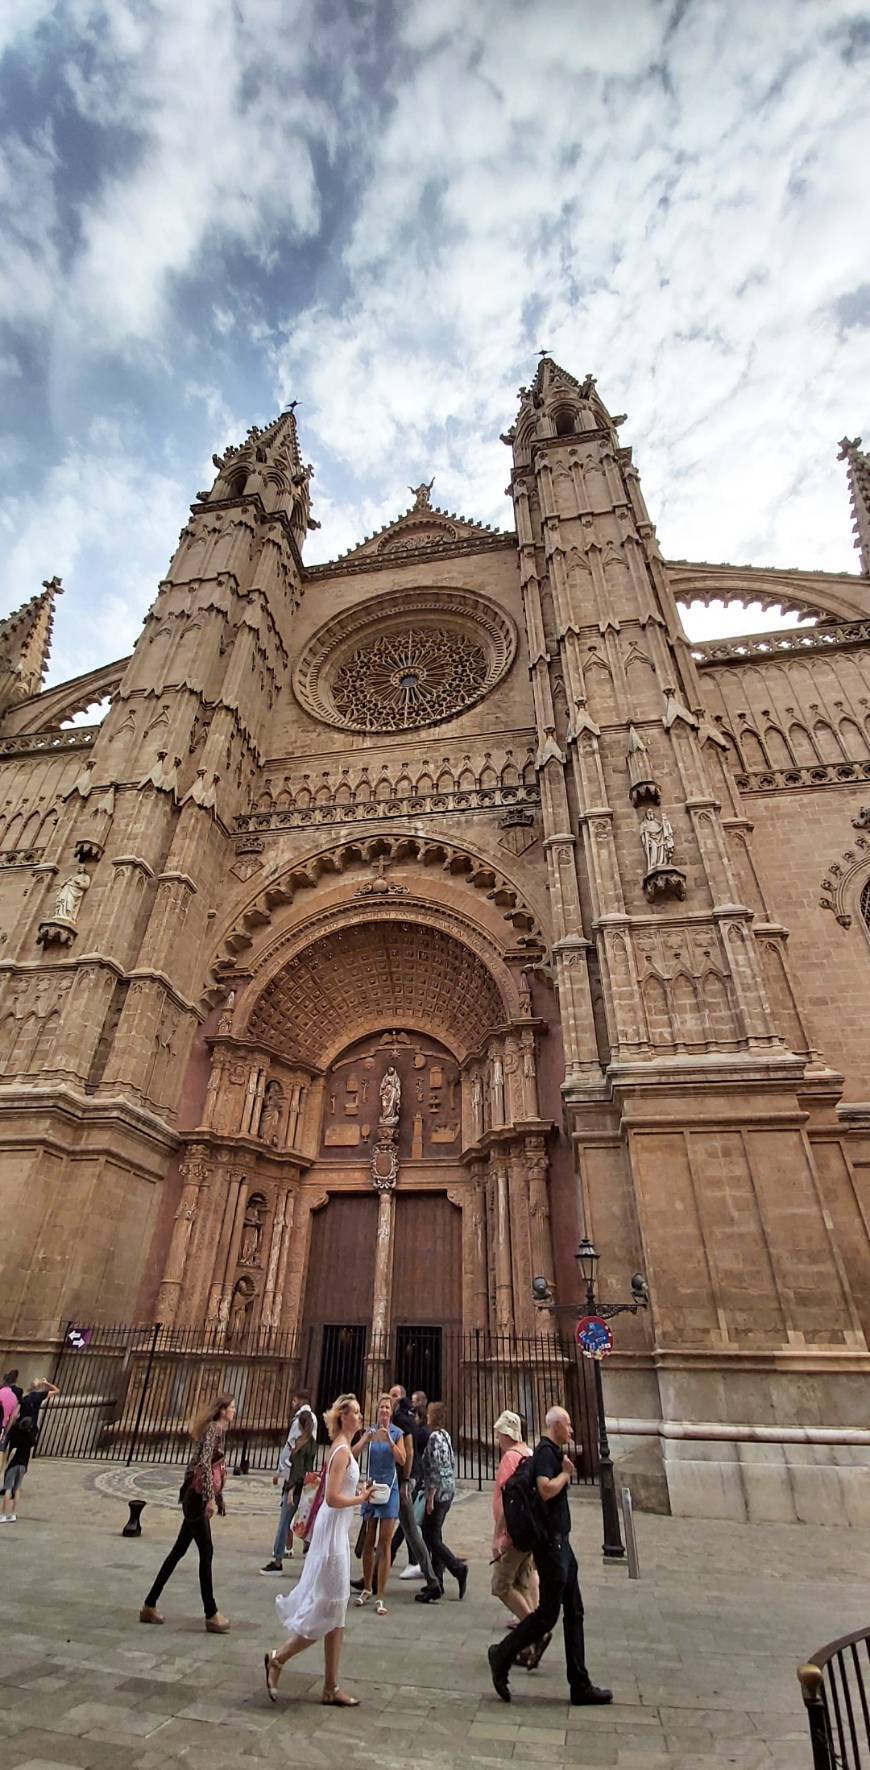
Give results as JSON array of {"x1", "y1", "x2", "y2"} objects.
[{"x1": 575, "y1": 1238, "x2": 649, "y2": 1561}]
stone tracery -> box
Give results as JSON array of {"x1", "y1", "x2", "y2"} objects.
[{"x1": 331, "y1": 626, "x2": 488, "y2": 730}]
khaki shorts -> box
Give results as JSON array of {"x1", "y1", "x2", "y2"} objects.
[{"x1": 491, "y1": 1544, "x2": 534, "y2": 1601}]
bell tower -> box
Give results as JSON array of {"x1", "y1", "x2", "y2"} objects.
[{"x1": 506, "y1": 355, "x2": 862, "y2": 1453}]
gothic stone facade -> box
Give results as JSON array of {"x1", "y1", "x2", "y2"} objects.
[{"x1": 2, "y1": 364, "x2": 870, "y2": 1525}]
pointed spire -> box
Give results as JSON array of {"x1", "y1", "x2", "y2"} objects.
[
  {"x1": 505, "y1": 356, "x2": 627, "y2": 453},
  {"x1": 837, "y1": 436, "x2": 870, "y2": 576},
  {"x1": 206, "y1": 406, "x2": 318, "y2": 547},
  {"x1": 0, "y1": 575, "x2": 62, "y2": 714}
]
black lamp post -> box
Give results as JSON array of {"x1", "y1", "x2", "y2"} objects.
[{"x1": 575, "y1": 1237, "x2": 649, "y2": 1561}]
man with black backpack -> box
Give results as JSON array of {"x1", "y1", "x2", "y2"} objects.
[{"x1": 487, "y1": 1405, "x2": 612, "y2": 1707}]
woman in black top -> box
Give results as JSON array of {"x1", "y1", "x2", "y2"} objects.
[{"x1": 140, "y1": 1393, "x2": 236, "y2": 1633}]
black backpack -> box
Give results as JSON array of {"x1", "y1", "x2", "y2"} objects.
[{"x1": 501, "y1": 1452, "x2": 545, "y2": 1552}]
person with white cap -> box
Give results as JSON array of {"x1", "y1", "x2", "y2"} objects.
[{"x1": 492, "y1": 1410, "x2": 549, "y2": 1671}]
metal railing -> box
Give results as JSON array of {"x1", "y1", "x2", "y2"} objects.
[
  {"x1": 36, "y1": 1319, "x2": 599, "y2": 1485},
  {"x1": 799, "y1": 1627, "x2": 870, "y2": 1767}
]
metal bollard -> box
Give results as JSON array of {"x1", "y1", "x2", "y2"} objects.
[
  {"x1": 122, "y1": 1500, "x2": 146, "y2": 1537},
  {"x1": 620, "y1": 1486, "x2": 640, "y2": 1579}
]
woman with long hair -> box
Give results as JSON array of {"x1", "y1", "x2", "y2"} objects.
[
  {"x1": 140, "y1": 1392, "x2": 235, "y2": 1633},
  {"x1": 264, "y1": 1393, "x2": 374, "y2": 1708},
  {"x1": 355, "y1": 1392, "x2": 405, "y2": 1615},
  {"x1": 417, "y1": 1401, "x2": 468, "y2": 1603}
]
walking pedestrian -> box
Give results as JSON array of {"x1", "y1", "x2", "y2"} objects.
[
  {"x1": 355, "y1": 1393, "x2": 405, "y2": 1614},
  {"x1": 0, "y1": 1370, "x2": 21, "y2": 1450},
  {"x1": 417, "y1": 1401, "x2": 468, "y2": 1602},
  {"x1": 490, "y1": 1410, "x2": 548, "y2": 1668},
  {"x1": 390, "y1": 1390, "x2": 441, "y2": 1599},
  {"x1": 17, "y1": 1378, "x2": 58, "y2": 1443},
  {"x1": 264, "y1": 1393, "x2": 374, "y2": 1707},
  {"x1": 140, "y1": 1393, "x2": 235, "y2": 1633},
  {"x1": 261, "y1": 1391, "x2": 317, "y2": 1574},
  {"x1": 487, "y1": 1405, "x2": 611, "y2": 1706},
  {"x1": 0, "y1": 1413, "x2": 36, "y2": 1522}
]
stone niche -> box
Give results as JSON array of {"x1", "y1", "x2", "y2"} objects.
[{"x1": 320, "y1": 1029, "x2": 461, "y2": 1161}]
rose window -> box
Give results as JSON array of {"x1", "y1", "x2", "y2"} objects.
[
  {"x1": 331, "y1": 628, "x2": 488, "y2": 731},
  {"x1": 292, "y1": 589, "x2": 517, "y2": 733}
]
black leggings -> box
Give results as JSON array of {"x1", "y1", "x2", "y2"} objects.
[
  {"x1": 145, "y1": 1498, "x2": 216, "y2": 1619},
  {"x1": 422, "y1": 1496, "x2": 464, "y2": 1586}
]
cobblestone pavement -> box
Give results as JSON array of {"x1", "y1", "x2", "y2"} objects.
[{"x1": 2, "y1": 1459, "x2": 868, "y2": 1768}]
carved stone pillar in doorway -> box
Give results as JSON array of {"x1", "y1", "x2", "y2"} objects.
[
  {"x1": 525, "y1": 1135, "x2": 556, "y2": 1331},
  {"x1": 466, "y1": 1162, "x2": 488, "y2": 1330},
  {"x1": 371, "y1": 1184, "x2": 395, "y2": 1345},
  {"x1": 491, "y1": 1154, "x2": 513, "y2": 1333},
  {"x1": 156, "y1": 1147, "x2": 210, "y2": 1325},
  {"x1": 261, "y1": 1180, "x2": 296, "y2": 1331}
]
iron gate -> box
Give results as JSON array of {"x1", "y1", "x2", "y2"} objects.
[{"x1": 38, "y1": 1319, "x2": 599, "y2": 1485}]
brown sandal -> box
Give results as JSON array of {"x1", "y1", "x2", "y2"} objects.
[
  {"x1": 264, "y1": 1651, "x2": 281, "y2": 1702},
  {"x1": 322, "y1": 1688, "x2": 360, "y2": 1707}
]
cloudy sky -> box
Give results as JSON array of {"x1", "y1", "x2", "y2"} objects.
[{"x1": 1, "y1": 0, "x2": 869, "y2": 690}]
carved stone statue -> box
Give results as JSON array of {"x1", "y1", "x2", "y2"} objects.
[
  {"x1": 227, "y1": 1276, "x2": 254, "y2": 1345},
  {"x1": 408, "y1": 476, "x2": 435, "y2": 511},
  {"x1": 52, "y1": 866, "x2": 90, "y2": 924},
  {"x1": 239, "y1": 1196, "x2": 265, "y2": 1266},
  {"x1": 639, "y1": 807, "x2": 675, "y2": 874},
  {"x1": 626, "y1": 724, "x2": 659, "y2": 807},
  {"x1": 491, "y1": 1051, "x2": 505, "y2": 1123},
  {"x1": 258, "y1": 1079, "x2": 283, "y2": 1146},
  {"x1": 471, "y1": 1071, "x2": 484, "y2": 1137},
  {"x1": 217, "y1": 989, "x2": 235, "y2": 1035},
  {"x1": 379, "y1": 1066, "x2": 401, "y2": 1126}
]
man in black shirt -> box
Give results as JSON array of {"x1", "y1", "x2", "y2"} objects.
[{"x1": 487, "y1": 1405, "x2": 611, "y2": 1706}]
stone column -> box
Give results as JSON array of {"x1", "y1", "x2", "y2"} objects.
[
  {"x1": 260, "y1": 1182, "x2": 290, "y2": 1330},
  {"x1": 467, "y1": 1165, "x2": 488, "y2": 1330},
  {"x1": 371, "y1": 1186, "x2": 395, "y2": 1345},
  {"x1": 525, "y1": 1136, "x2": 556, "y2": 1331},
  {"x1": 491, "y1": 1156, "x2": 513, "y2": 1333},
  {"x1": 155, "y1": 1149, "x2": 210, "y2": 1325},
  {"x1": 207, "y1": 1173, "x2": 248, "y2": 1330}
]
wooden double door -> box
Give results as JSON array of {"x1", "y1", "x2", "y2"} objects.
[{"x1": 300, "y1": 1189, "x2": 461, "y2": 1425}]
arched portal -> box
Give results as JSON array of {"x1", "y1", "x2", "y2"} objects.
[{"x1": 163, "y1": 904, "x2": 558, "y2": 1409}]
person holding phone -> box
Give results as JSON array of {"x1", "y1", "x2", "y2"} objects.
[
  {"x1": 354, "y1": 1393, "x2": 405, "y2": 1614},
  {"x1": 264, "y1": 1393, "x2": 374, "y2": 1707},
  {"x1": 140, "y1": 1392, "x2": 235, "y2": 1633}
]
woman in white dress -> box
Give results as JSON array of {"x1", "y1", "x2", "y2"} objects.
[{"x1": 264, "y1": 1393, "x2": 373, "y2": 1707}]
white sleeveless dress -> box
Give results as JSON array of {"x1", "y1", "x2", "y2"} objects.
[{"x1": 275, "y1": 1442, "x2": 359, "y2": 1641}]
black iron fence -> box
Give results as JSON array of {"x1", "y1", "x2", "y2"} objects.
[
  {"x1": 38, "y1": 1319, "x2": 599, "y2": 1487},
  {"x1": 799, "y1": 1628, "x2": 870, "y2": 1767}
]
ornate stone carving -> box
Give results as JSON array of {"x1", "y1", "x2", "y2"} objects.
[
  {"x1": 379, "y1": 1065, "x2": 401, "y2": 1126},
  {"x1": 247, "y1": 918, "x2": 507, "y2": 1064},
  {"x1": 626, "y1": 724, "x2": 659, "y2": 806},
  {"x1": 37, "y1": 864, "x2": 91, "y2": 945},
  {"x1": 408, "y1": 477, "x2": 435, "y2": 510},
  {"x1": 293, "y1": 589, "x2": 517, "y2": 733},
  {"x1": 332, "y1": 627, "x2": 488, "y2": 731},
  {"x1": 355, "y1": 856, "x2": 408, "y2": 897},
  {"x1": 639, "y1": 807, "x2": 686, "y2": 903},
  {"x1": 258, "y1": 1079, "x2": 283, "y2": 1145},
  {"x1": 239, "y1": 1193, "x2": 266, "y2": 1264}
]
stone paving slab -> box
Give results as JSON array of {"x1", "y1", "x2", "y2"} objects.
[{"x1": 2, "y1": 1458, "x2": 869, "y2": 1767}]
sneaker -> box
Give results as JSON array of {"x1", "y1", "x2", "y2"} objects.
[
  {"x1": 414, "y1": 1584, "x2": 443, "y2": 1603},
  {"x1": 487, "y1": 1644, "x2": 511, "y2": 1703},
  {"x1": 570, "y1": 1680, "x2": 613, "y2": 1705},
  {"x1": 260, "y1": 1559, "x2": 284, "y2": 1574},
  {"x1": 5, "y1": 1514, "x2": 15, "y2": 1524},
  {"x1": 399, "y1": 1564, "x2": 424, "y2": 1581}
]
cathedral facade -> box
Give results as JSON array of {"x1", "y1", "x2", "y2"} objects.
[{"x1": 1, "y1": 359, "x2": 869, "y2": 1524}]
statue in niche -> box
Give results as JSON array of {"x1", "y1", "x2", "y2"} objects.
[
  {"x1": 471, "y1": 1072, "x2": 484, "y2": 1138},
  {"x1": 518, "y1": 970, "x2": 533, "y2": 1017},
  {"x1": 258, "y1": 1079, "x2": 284, "y2": 1146},
  {"x1": 217, "y1": 990, "x2": 235, "y2": 1035},
  {"x1": 52, "y1": 866, "x2": 91, "y2": 924},
  {"x1": 227, "y1": 1275, "x2": 255, "y2": 1345},
  {"x1": 639, "y1": 807, "x2": 675, "y2": 874},
  {"x1": 239, "y1": 1195, "x2": 266, "y2": 1266},
  {"x1": 491, "y1": 1052, "x2": 505, "y2": 1122},
  {"x1": 379, "y1": 1066, "x2": 401, "y2": 1127}
]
